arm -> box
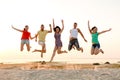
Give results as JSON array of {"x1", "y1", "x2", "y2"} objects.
[
  {"x1": 60, "y1": 19, "x2": 64, "y2": 33},
  {"x1": 88, "y1": 20, "x2": 92, "y2": 34},
  {"x1": 11, "y1": 25, "x2": 23, "y2": 32},
  {"x1": 47, "y1": 24, "x2": 52, "y2": 33},
  {"x1": 77, "y1": 28, "x2": 87, "y2": 42},
  {"x1": 53, "y1": 19, "x2": 55, "y2": 29},
  {"x1": 35, "y1": 33, "x2": 38, "y2": 42},
  {"x1": 98, "y1": 28, "x2": 112, "y2": 35}
]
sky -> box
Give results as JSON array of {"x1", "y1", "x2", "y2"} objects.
[{"x1": 0, "y1": 0, "x2": 120, "y2": 63}]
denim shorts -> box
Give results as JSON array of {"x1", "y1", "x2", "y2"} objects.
[
  {"x1": 92, "y1": 43, "x2": 100, "y2": 48},
  {"x1": 21, "y1": 39, "x2": 29, "y2": 44}
]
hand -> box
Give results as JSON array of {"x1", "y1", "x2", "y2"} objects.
[
  {"x1": 61, "y1": 19, "x2": 64, "y2": 23},
  {"x1": 84, "y1": 39, "x2": 87, "y2": 42},
  {"x1": 88, "y1": 20, "x2": 90, "y2": 24},
  {"x1": 49, "y1": 24, "x2": 51, "y2": 27},
  {"x1": 109, "y1": 28, "x2": 112, "y2": 31},
  {"x1": 35, "y1": 39, "x2": 37, "y2": 42},
  {"x1": 53, "y1": 19, "x2": 54, "y2": 22},
  {"x1": 11, "y1": 25, "x2": 14, "y2": 28}
]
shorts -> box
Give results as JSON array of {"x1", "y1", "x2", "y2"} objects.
[
  {"x1": 68, "y1": 39, "x2": 80, "y2": 51},
  {"x1": 21, "y1": 39, "x2": 29, "y2": 44},
  {"x1": 38, "y1": 41, "x2": 45, "y2": 46},
  {"x1": 92, "y1": 43, "x2": 100, "y2": 48}
]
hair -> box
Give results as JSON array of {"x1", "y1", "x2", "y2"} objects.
[
  {"x1": 24, "y1": 25, "x2": 29, "y2": 31},
  {"x1": 91, "y1": 26, "x2": 97, "y2": 30},
  {"x1": 54, "y1": 26, "x2": 61, "y2": 32},
  {"x1": 74, "y1": 22, "x2": 77, "y2": 25},
  {"x1": 41, "y1": 24, "x2": 44, "y2": 27}
]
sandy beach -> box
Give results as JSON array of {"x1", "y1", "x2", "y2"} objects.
[{"x1": 0, "y1": 62, "x2": 120, "y2": 80}]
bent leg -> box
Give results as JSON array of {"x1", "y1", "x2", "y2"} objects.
[
  {"x1": 94, "y1": 48, "x2": 100, "y2": 55},
  {"x1": 68, "y1": 41, "x2": 73, "y2": 51},
  {"x1": 57, "y1": 47, "x2": 67, "y2": 54},
  {"x1": 26, "y1": 44, "x2": 30, "y2": 51},
  {"x1": 20, "y1": 43, "x2": 24, "y2": 51},
  {"x1": 91, "y1": 47, "x2": 95, "y2": 55}
]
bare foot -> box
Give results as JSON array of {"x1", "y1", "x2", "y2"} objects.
[
  {"x1": 100, "y1": 49, "x2": 104, "y2": 54},
  {"x1": 32, "y1": 49, "x2": 37, "y2": 53},
  {"x1": 64, "y1": 50, "x2": 68, "y2": 53},
  {"x1": 80, "y1": 47, "x2": 83, "y2": 53}
]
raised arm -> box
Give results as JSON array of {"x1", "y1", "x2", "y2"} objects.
[
  {"x1": 60, "y1": 19, "x2": 64, "y2": 33},
  {"x1": 77, "y1": 28, "x2": 87, "y2": 42},
  {"x1": 98, "y1": 28, "x2": 112, "y2": 35},
  {"x1": 88, "y1": 20, "x2": 92, "y2": 34},
  {"x1": 53, "y1": 19, "x2": 55, "y2": 29},
  {"x1": 11, "y1": 25, "x2": 23, "y2": 32},
  {"x1": 47, "y1": 24, "x2": 52, "y2": 33}
]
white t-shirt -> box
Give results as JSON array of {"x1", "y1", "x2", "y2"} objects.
[{"x1": 70, "y1": 29, "x2": 78, "y2": 38}]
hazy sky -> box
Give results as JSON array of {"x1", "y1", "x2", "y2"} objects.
[{"x1": 0, "y1": 0, "x2": 120, "y2": 63}]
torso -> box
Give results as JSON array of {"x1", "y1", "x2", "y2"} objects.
[
  {"x1": 21, "y1": 31, "x2": 30, "y2": 40},
  {"x1": 38, "y1": 30, "x2": 48, "y2": 42},
  {"x1": 54, "y1": 33, "x2": 62, "y2": 47},
  {"x1": 70, "y1": 28, "x2": 78, "y2": 39},
  {"x1": 92, "y1": 32, "x2": 99, "y2": 44}
]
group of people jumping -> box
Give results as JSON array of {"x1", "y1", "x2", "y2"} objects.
[{"x1": 11, "y1": 19, "x2": 111, "y2": 62}]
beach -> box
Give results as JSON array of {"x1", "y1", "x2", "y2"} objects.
[{"x1": 0, "y1": 62, "x2": 120, "y2": 80}]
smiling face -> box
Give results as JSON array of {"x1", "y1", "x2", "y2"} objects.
[
  {"x1": 56, "y1": 28, "x2": 60, "y2": 33},
  {"x1": 92, "y1": 26, "x2": 98, "y2": 33}
]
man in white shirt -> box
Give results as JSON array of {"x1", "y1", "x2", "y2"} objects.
[{"x1": 68, "y1": 22, "x2": 87, "y2": 52}]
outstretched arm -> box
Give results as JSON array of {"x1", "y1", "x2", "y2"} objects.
[
  {"x1": 60, "y1": 19, "x2": 64, "y2": 33},
  {"x1": 11, "y1": 25, "x2": 23, "y2": 32},
  {"x1": 98, "y1": 28, "x2": 112, "y2": 35},
  {"x1": 48, "y1": 24, "x2": 52, "y2": 33},
  {"x1": 78, "y1": 28, "x2": 87, "y2": 42},
  {"x1": 88, "y1": 20, "x2": 92, "y2": 34}
]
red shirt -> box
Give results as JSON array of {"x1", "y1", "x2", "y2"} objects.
[{"x1": 21, "y1": 30, "x2": 31, "y2": 40}]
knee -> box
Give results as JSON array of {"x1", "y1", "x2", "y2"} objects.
[{"x1": 57, "y1": 50, "x2": 61, "y2": 54}]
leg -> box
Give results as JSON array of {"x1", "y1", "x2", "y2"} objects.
[
  {"x1": 57, "y1": 47, "x2": 67, "y2": 54},
  {"x1": 68, "y1": 41, "x2": 73, "y2": 51},
  {"x1": 74, "y1": 39, "x2": 83, "y2": 52},
  {"x1": 94, "y1": 48, "x2": 100, "y2": 55},
  {"x1": 26, "y1": 44, "x2": 30, "y2": 51},
  {"x1": 25, "y1": 40, "x2": 30, "y2": 51},
  {"x1": 91, "y1": 47, "x2": 95, "y2": 55},
  {"x1": 20, "y1": 43, "x2": 24, "y2": 51},
  {"x1": 50, "y1": 47, "x2": 57, "y2": 62},
  {"x1": 41, "y1": 43, "x2": 46, "y2": 58},
  {"x1": 94, "y1": 43, "x2": 104, "y2": 55}
]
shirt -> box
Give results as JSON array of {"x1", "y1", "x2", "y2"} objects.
[
  {"x1": 21, "y1": 31, "x2": 31, "y2": 40},
  {"x1": 92, "y1": 32, "x2": 99, "y2": 44},
  {"x1": 70, "y1": 29, "x2": 78, "y2": 38},
  {"x1": 38, "y1": 30, "x2": 48, "y2": 42}
]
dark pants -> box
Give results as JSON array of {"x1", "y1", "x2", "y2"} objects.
[{"x1": 68, "y1": 39, "x2": 80, "y2": 51}]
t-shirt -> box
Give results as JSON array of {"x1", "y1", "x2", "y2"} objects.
[
  {"x1": 38, "y1": 30, "x2": 48, "y2": 42},
  {"x1": 21, "y1": 31, "x2": 31, "y2": 40},
  {"x1": 92, "y1": 32, "x2": 99, "y2": 44},
  {"x1": 70, "y1": 29, "x2": 78, "y2": 38}
]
